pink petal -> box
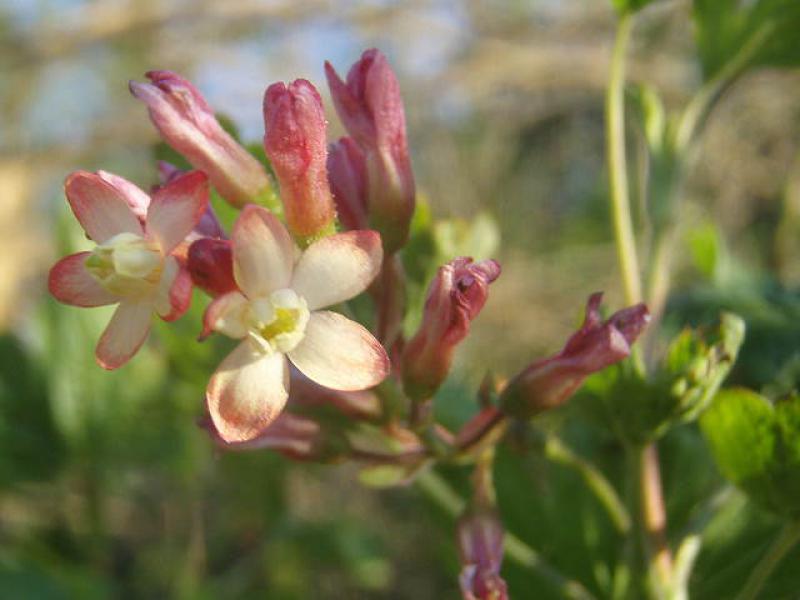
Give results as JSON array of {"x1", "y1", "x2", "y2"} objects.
[
  {"x1": 64, "y1": 171, "x2": 143, "y2": 242},
  {"x1": 288, "y1": 310, "x2": 389, "y2": 391},
  {"x1": 291, "y1": 230, "x2": 383, "y2": 310},
  {"x1": 48, "y1": 252, "x2": 118, "y2": 307},
  {"x1": 200, "y1": 290, "x2": 249, "y2": 340},
  {"x1": 206, "y1": 342, "x2": 289, "y2": 443},
  {"x1": 155, "y1": 257, "x2": 192, "y2": 322},
  {"x1": 232, "y1": 205, "x2": 294, "y2": 298},
  {"x1": 97, "y1": 170, "x2": 151, "y2": 222},
  {"x1": 146, "y1": 170, "x2": 209, "y2": 253},
  {"x1": 95, "y1": 301, "x2": 152, "y2": 369}
]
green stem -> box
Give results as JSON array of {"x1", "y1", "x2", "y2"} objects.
[
  {"x1": 544, "y1": 434, "x2": 631, "y2": 535},
  {"x1": 415, "y1": 469, "x2": 597, "y2": 600},
  {"x1": 606, "y1": 12, "x2": 642, "y2": 306},
  {"x1": 735, "y1": 520, "x2": 800, "y2": 600}
]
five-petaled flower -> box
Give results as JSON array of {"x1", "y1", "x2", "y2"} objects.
[
  {"x1": 202, "y1": 205, "x2": 390, "y2": 443},
  {"x1": 48, "y1": 170, "x2": 209, "y2": 369}
]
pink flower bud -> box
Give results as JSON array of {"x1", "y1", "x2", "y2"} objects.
[
  {"x1": 500, "y1": 293, "x2": 650, "y2": 418},
  {"x1": 130, "y1": 71, "x2": 271, "y2": 209},
  {"x1": 402, "y1": 258, "x2": 501, "y2": 400},
  {"x1": 325, "y1": 49, "x2": 415, "y2": 253},
  {"x1": 187, "y1": 238, "x2": 236, "y2": 298},
  {"x1": 263, "y1": 79, "x2": 336, "y2": 243},
  {"x1": 328, "y1": 137, "x2": 368, "y2": 231},
  {"x1": 457, "y1": 509, "x2": 508, "y2": 600}
]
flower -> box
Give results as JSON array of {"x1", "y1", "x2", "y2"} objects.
[
  {"x1": 325, "y1": 49, "x2": 415, "y2": 253},
  {"x1": 263, "y1": 79, "x2": 336, "y2": 244},
  {"x1": 328, "y1": 136, "x2": 368, "y2": 231},
  {"x1": 130, "y1": 71, "x2": 272, "y2": 208},
  {"x1": 48, "y1": 170, "x2": 209, "y2": 369},
  {"x1": 202, "y1": 205, "x2": 389, "y2": 443},
  {"x1": 401, "y1": 258, "x2": 501, "y2": 400},
  {"x1": 457, "y1": 508, "x2": 508, "y2": 600},
  {"x1": 500, "y1": 293, "x2": 650, "y2": 418}
]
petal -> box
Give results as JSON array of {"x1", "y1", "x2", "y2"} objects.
[
  {"x1": 95, "y1": 300, "x2": 152, "y2": 369},
  {"x1": 65, "y1": 171, "x2": 143, "y2": 243},
  {"x1": 156, "y1": 257, "x2": 192, "y2": 322},
  {"x1": 200, "y1": 290, "x2": 249, "y2": 340},
  {"x1": 206, "y1": 343, "x2": 289, "y2": 443},
  {"x1": 291, "y1": 230, "x2": 382, "y2": 310},
  {"x1": 232, "y1": 205, "x2": 294, "y2": 298},
  {"x1": 288, "y1": 310, "x2": 389, "y2": 391},
  {"x1": 146, "y1": 170, "x2": 209, "y2": 253},
  {"x1": 97, "y1": 170, "x2": 151, "y2": 222},
  {"x1": 48, "y1": 252, "x2": 118, "y2": 307}
]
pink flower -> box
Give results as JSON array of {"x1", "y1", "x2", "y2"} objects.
[
  {"x1": 457, "y1": 508, "x2": 508, "y2": 600},
  {"x1": 328, "y1": 136, "x2": 368, "y2": 231},
  {"x1": 202, "y1": 205, "x2": 389, "y2": 443},
  {"x1": 49, "y1": 170, "x2": 209, "y2": 369},
  {"x1": 325, "y1": 49, "x2": 415, "y2": 253},
  {"x1": 263, "y1": 79, "x2": 336, "y2": 243},
  {"x1": 401, "y1": 258, "x2": 501, "y2": 400},
  {"x1": 130, "y1": 71, "x2": 271, "y2": 209},
  {"x1": 500, "y1": 293, "x2": 650, "y2": 418}
]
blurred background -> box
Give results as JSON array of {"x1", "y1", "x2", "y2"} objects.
[{"x1": 2, "y1": 0, "x2": 800, "y2": 598}]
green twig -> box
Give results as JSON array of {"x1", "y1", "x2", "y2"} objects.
[
  {"x1": 735, "y1": 520, "x2": 800, "y2": 600},
  {"x1": 415, "y1": 469, "x2": 597, "y2": 600}
]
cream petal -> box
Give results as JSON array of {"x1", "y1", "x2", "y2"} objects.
[
  {"x1": 155, "y1": 257, "x2": 192, "y2": 322},
  {"x1": 206, "y1": 342, "x2": 289, "y2": 443},
  {"x1": 291, "y1": 230, "x2": 383, "y2": 310},
  {"x1": 288, "y1": 311, "x2": 389, "y2": 391},
  {"x1": 65, "y1": 171, "x2": 143, "y2": 243},
  {"x1": 200, "y1": 290, "x2": 250, "y2": 340},
  {"x1": 232, "y1": 205, "x2": 295, "y2": 298},
  {"x1": 95, "y1": 300, "x2": 152, "y2": 369},
  {"x1": 146, "y1": 171, "x2": 209, "y2": 253},
  {"x1": 49, "y1": 252, "x2": 119, "y2": 307}
]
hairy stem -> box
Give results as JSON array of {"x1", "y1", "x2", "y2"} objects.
[{"x1": 735, "y1": 520, "x2": 800, "y2": 600}]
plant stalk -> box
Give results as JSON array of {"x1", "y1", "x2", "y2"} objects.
[{"x1": 735, "y1": 520, "x2": 800, "y2": 600}]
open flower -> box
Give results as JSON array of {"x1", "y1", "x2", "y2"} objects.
[
  {"x1": 203, "y1": 205, "x2": 389, "y2": 443},
  {"x1": 48, "y1": 170, "x2": 209, "y2": 369}
]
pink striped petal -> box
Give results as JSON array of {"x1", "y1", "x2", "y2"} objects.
[
  {"x1": 206, "y1": 342, "x2": 289, "y2": 443},
  {"x1": 147, "y1": 170, "x2": 209, "y2": 253},
  {"x1": 291, "y1": 230, "x2": 383, "y2": 310},
  {"x1": 49, "y1": 252, "x2": 118, "y2": 307},
  {"x1": 232, "y1": 206, "x2": 294, "y2": 298},
  {"x1": 155, "y1": 257, "x2": 192, "y2": 322},
  {"x1": 95, "y1": 301, "x2": 152, "y2": 369},
  {"x1": 97, "y1": 170, "x2": 151, "y2": 222},
  {"x1": 65, "y1": 171, "x2": 143, "y2": 243},
  {"x1": 288, "y1": 311, "x2": 389, "y2": 391}
]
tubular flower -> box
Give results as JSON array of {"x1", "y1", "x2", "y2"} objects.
[
  {"x1": 325, "y1": 49, "x2": 415, "y2": 253},
  {"x1": 202, "y1": 412, "x2": 323, "y2": 460},
  {"x1": 500, "y1": 293, "x2": 650, "y2": 419},
  {"x1": 402, "y1": 258, "x2": 501, "y2": 401},
  {"x1": 49, "y1": 170, "x2": 209, "y2": 369},
  {"x1": 203, "y1": 205, "x2": 389, "y2": 443},
  {"x1": 130, "y1": 71, "x2": 271, "y2": 209},
  {"x1": 263, "y1": 79, "x2": 337, "y2": 244},
  {"x1": 328, "y1": 136, "x2": 368, "y2": 231},
  {"x1": 457, "y1": 508, "x2": 508, "y2": 600}
]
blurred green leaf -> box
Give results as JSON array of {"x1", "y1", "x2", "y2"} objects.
[{"x1": 612, "y1": 0, "x2": 658, "y2": 16}]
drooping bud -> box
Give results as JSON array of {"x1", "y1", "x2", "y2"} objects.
[
  {"x1": 328, "y1": 137, "x2": 368, "y2": 231},
  {"x1": 401, "y1": 258, "x2": 501, "y2": 400},
  {"x1": 500, "y1": 293, "x2": 650, "y2": 419},
  {"x1": 263, "y1": 79, "x2": 336, "y2": 244},
  {"x1": 187, "y1": 238, "x2": 236, "y2": 298},
  {"x1": 130, "y1": 71, "x2": 272, "y2": 209},
  {"x1": 325, "y1": 49, "x2": 415, "y2": 253},
  {"x1": 289, "y1": 365, "x2": 382, "y2": 422}
]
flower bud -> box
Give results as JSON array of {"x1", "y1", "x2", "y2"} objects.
[
  {"x1": 457, "y1": 508, "x2": 507, "y2": 600},
  {"x1": 325, "y1": 49, "x2": 415, "y2": 253},
  {"x1": 402, "y1": 258, "x2": 501, "y2": 400},
  {"x1": 500, "y1": 293, "x2": 650, "y2": 419},
  {"x1": 130, "y1": 71, "x2": 272, "y2": 209},
  {"x1": 187, "y1": 238, "x2": 236, "y2": 298},
  {"x1": 328, "y1": 137, "x2": 368, "y2": 231},
  {"x1": 263, "y1": 79, "x2": 336, "y2": 244}
]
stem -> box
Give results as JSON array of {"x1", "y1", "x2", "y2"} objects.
[
  {"x1": 543, "y1": 434, "x2": 631, "y2": 535},
  {"x1": 735, "y1": 520, "x2": 800, "y2": 600},
  {"x1": 415, "y1": 470, "x2": 597, "y2": 600},
  {"x1": 606, "y1": 12, "x2": 642, "y2": 306}
]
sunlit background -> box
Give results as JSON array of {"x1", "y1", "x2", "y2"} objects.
[{"x1": 2, "y1": 0, "x2": 800, "y2": 598}]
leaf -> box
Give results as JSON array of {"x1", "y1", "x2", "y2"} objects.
[{"x1": 612, "y1": 0, "x2": 659, "y2": 15}]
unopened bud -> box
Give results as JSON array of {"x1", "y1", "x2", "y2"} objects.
[
  {"x1": 187, "y1": 238, "x2": 236, "y2": 297},
  {"x1": 328, "y1": 137, "x2": 368, "y2": 231}
]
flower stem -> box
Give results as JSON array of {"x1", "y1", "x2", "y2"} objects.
[
  {"x1": 415, "y1": 469, "x2": 597, "y2": 600},
  {"x1": 735, "y1": 520, "x2": 800, "y2": 600}
]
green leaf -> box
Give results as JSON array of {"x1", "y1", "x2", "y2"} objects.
[{"x1": 612, "y1": 0, "x2": 658, "y2": 15}]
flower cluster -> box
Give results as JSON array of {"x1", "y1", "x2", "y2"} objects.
[{"x1": 48, "y1": 48, "x2": 650, "y2": 599}]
